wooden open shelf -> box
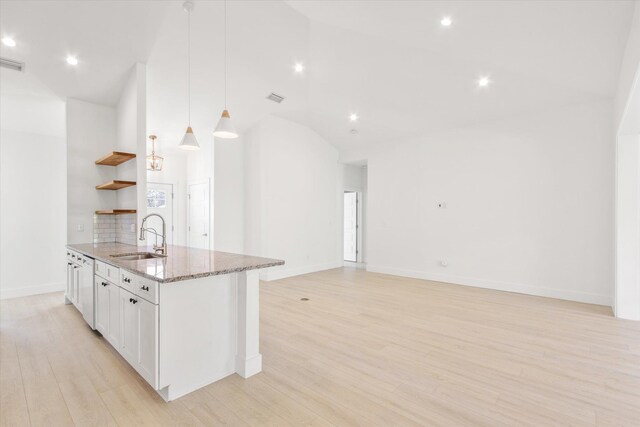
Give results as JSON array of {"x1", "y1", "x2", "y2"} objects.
[
  {"x1": 95, "y1": 151, "x2": 136, "y2": 166},
  {"x1": 95, "y1": 209, "x2": 137, "y2": 215},
  {"x1": 96, "y1": 180, "x2": 136, "y2": 190}
]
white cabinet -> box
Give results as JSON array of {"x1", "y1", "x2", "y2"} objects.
[
  {"x1": 95, "y1": 277, "x2": 109, "y2": 334},
  {"x1": 79, "y1": 256, "x2": 95, "y2": 328},
  {"x1": 119, "y1": 288, "x2": 158, "y2": 389},
  {"x1": 120, "y1": 288, "x2": 139, "y2": 365},
  {"x1": 73, "y1": 263, "x2": 80, "y2": 308},
  {"x1": 66, "y1": 251, "x2": 82, "y2": 309},
  {"x1": 65, "y1": 257, "x2": 75, "y2": 304},
  {"x1": 137, "y1": 297, "x2": 159, "y2": 388},
  {"x1": 96, "y1": 275, "x2": 122, "y2": 349},
  {"x1": 107, "y1": 281, "x2": 121, "y2": 347}
]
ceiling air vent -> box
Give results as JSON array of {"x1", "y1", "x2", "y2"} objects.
[
  {"x1": 266, "y1": 92, "x2": 285, "y2": 103},
  {"x1": 0, "y1": 57, "x2": 24, "y2": 72}
]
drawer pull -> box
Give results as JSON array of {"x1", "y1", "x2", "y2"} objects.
[
  {"x1": 102, "y1": 282, "x2": 108, "y2": 287},
  {"x1": 141, "y1": 285, "x2": 149, "y2": 292},
  {"x1": 129, "y1": 298, "x2": 138, "y2": 304}
]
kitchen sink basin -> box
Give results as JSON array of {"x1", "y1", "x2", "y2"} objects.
[{"x1": 110, "y1": 252, "x2": 167, "y2": 260}]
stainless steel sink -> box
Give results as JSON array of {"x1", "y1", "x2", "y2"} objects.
[{"x1": 110, "y1": 252, "x2": 167, "y2": 261}]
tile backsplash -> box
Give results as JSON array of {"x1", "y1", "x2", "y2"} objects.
[{"x1": 94, "y1": 214, "x2": 137, "y2": 245}]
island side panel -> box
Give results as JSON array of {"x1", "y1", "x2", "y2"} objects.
[
  {"x1": 236, "y1": 269, "x2": 262, "y2": 377},
  {"x1": 158, "y1": 274, "x2": 237, "y2": 401}
]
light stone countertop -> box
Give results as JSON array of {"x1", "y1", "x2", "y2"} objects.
[{"x1": 67, "y1": 243, "x2": 284, "y2": 283}]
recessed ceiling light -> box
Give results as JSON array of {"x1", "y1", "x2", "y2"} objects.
[
  {"x1": 349, "y1": 113, "x2": 358, "y2": 122},
  {"x1": 477, "y1": 76, "x2": 490, "y2": 87},
  {"x1": 294, "y1": 63, "x2": 304, "y2": 73},
  {"x1": 440, "y1": 17, "x2": 452, "y2": 27},
  {"x1": 2, "y1": 37, "x2": 16, "y2": 47},
  {"x1": 66, "y1": 56, "x2": 78, "y2": 66}
]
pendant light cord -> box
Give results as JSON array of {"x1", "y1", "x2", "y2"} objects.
[
  {"x1": 188, "y1": 6, "x2": 191, "y2": 126},
  {"x1": 224, "y1": 0, "x2": 227, "y2": 109}
]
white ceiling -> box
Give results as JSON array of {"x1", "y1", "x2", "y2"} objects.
[
  {"x1": 1, "y1": 0, "x2": 635, "y2": 152},
  {"x1": 0, "y1": 1, "x2": 168, "y2": 106}
]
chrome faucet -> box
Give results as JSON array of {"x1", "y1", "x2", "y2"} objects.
[{"x1": 139, "y1": 213, "x2": 167, "y2": 255}]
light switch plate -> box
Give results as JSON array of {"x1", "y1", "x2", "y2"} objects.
[{"x1": 77, "y1": 224, "x2": 84, "y2": 232}]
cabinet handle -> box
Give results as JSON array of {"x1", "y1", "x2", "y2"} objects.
[
  {"x1": 129, "y1": 298, "x2": 138, "y2": 304},
  {"x1": 141, "y1": 285, "x2": 149, "y2": 291},
  {"x1": 102, "y1": 282, "x2": 108, "y2": 287}
]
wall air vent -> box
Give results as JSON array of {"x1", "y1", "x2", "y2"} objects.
[
  {"x1": 266, "y1": 92, "x2": 285, "y2": 103},
  {"x1": 0, "y1": 57, "x2": 24, "y2": 72}
]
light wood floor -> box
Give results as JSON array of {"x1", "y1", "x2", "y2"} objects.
[{"x1": 2, "y1": 268, "x2": 640, "y2": 426}]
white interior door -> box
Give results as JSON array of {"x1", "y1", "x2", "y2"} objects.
[
  {"x1": 344, "y1": 192, "x2": 358, "y2": 262},
  {"x1": 188, "y1": 181, "x2": 210, "y2": 250},
  {"x1": 146, "y1": 183, "x2": 174, "y2": 246}
]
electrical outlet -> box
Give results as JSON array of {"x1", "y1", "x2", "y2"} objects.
[
  {"x1": 439, "y1": 260, "x2": 448, "y2": 267},
  {"x1": 130, "y1": 223, "x2": 136, "y2": 233},
  {"x1": 77, "y1": 224, "x2": 84, "y2": 232}
]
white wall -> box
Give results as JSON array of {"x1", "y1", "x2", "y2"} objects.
[
  {"x1": 185, "y1": 137, "x2": 215, "y2": 250},
  {"x1": 244, "y1": 115, "x2": 342, "y2": 280},
  {"x1": 146, "y1": 153, "x2": 188, "y2": 247},
  {"x1": 0, "y1": 69, "x2": 67, "y2": 298},
  {"x1": 215, "y1": 139, "x2": 244, "y2": 253},
  {"x1": 116, "y1": 66, "x2": 139, "y2": 211},
  {"x1": 66, "y1": 99, "x2": 117, "y2": 244},
  {"x1": 363, "y1": 101, "x2": 614, "y2": 305},
  {"x1": 116, "y1": 64, "x2": 147, "y2": 242}
]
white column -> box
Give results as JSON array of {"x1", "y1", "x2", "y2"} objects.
[
  {"x1": 615, "y1": 133, "x2": 640, "y2": 320},
  {"x1": 236, "y1": 270, "x2": 262, "y2": 377}
]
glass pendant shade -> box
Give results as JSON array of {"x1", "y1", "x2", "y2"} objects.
[
  {"x1": 213, "y1": 110, "x2": 238, "y2": 139},
  {"x1": 147, "y1": 154, "x2": 164, "y2": 171},
  {"x1": 179, "y1": 126, "x2": 200, "y2": 150},
  {"x1": 146, "y1": 135, "x2": 164, "y2": 171}
]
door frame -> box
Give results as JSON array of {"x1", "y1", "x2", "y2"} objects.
[
  {"x1": 343, "y1": 189, "x2": 363, "y2": 263},
  {"x1": 187, "y1": 178, "x2": 212, "y2": 250},
  {"x1": 147, "y1": 182, "x2": 175, "y2": 246}
]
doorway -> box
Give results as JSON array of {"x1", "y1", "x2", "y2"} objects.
[
  {"x1": 146, "y1": 182, "x2": 174, "y2": 246},
  {"x1": 188, "y1": 180, "x2": 210, "y2": 250},
  {"x1": 344, "y1": 191, "x2": 359, "y2": 262}
]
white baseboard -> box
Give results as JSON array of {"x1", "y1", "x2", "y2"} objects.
[
  {"x1": 0, "y1": 282, "x2": 65, "y2": 300},
  {"x1": 261, "y1": 261, "x2": 343, "y2": 281},
  {"x1": 344, "y1": 261, "x2": 367, "y2": 269},
  {"x1": 366, "y1": 265, "x2": 612, "y2": 306}
]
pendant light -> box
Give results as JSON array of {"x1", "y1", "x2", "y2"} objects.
[
  {"x1": 146, "y1": 135, "x2": 164, "y2": 171},
  {"x1": 213, "y1": 0, "x2": 238, "y2": 139},
  {"x1": 179, "y1": 1, "x2": 200, "y2": 150}
]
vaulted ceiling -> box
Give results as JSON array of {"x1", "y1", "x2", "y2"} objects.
[{"x1": 1, "y1": 1, "x2": 635, "y2": 153}]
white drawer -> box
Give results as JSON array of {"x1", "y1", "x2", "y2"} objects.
[
  {"x1": 96, "y1": 260, "x2": 119, "y2": 282},
  {"x1": 120, "y1": 270, "x2": 136, "y2": 294},
  {"x1": 133, "y1": 275, "x2": 158, "y2": 305},
  {"x1": 120, "y1": 270, "x2": 158, "y2": 304},
  {"x1": 68, "y1": 250, "x2": 80, "y2": 262}
]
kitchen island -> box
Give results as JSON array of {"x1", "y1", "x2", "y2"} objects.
[{"x1": 66, "y1": 243, "x2": 284, "y2": 401}]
